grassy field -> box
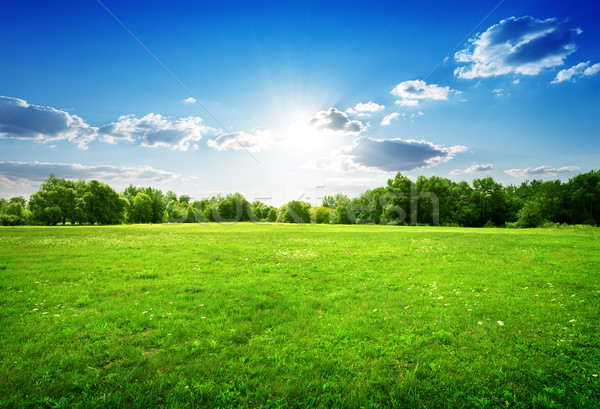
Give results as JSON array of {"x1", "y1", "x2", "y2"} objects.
[{"x1": 1, "y1": 223, "x2": 599, "y2": 408}]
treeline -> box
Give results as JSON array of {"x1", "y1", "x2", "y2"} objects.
[{"x1": 1, "y1": 170, "x2": 599, "y2": 227}]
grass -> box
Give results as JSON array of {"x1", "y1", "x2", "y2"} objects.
[{"x1": 1, "y1": 223, "x2": 599, "y2": 408}]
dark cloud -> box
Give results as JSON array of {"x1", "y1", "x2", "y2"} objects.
[
  {"x1": 0, "y1": 96, "x2": 95, "y2": 149},
  {"x1": 308, "y1": 108, "x2": 365, "y2": 134},
  {"x1": 341, "y1": 138, "x2": 467, "y2": 172}
]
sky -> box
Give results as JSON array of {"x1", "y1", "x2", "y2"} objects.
[{"x1": 1, "y1": 0, "x2": 599, "y2": 205}]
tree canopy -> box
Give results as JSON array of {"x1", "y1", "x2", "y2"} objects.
[{"x1": 2, "y1": 170, "x2": 599, "y2": 227}]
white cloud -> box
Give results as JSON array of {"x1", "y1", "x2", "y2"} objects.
[
  {"x1": 391, "y1": 80, "x2": 454, "y2": 106},
  {"x1": 184, "y1": 97, "x2": 197, "y2": 104},
  {"x1": 454, "y1": 16, "x2": 581, "y2": 79},
  {"x1": 339, "y1": 137, "x2": 467, "y2": 173},
  {"x1": 380, "y1": 112, "x2": 400, "y2": 126},
  {"x1": 512, "y1": 79, "x2": 520, "y2": 84},
  {"x1": 552, "y1": 61, "x2": 600, "y2": 83},
  {"x1": 98, "y1": 113, "x2": 212, "y2": 150},
  {"x1": 353, "y1": 101, "x2": 385, "y2": 112},
  {"x1": 308, "y1": 108, "x2": 365, "y2": 135},
  {"x1": 0, "y1": 96, "x2": 96, "y2": 150},
  {"x1": 0, "y1": 161, "x2": 178, "y2": 188},
  {"x1": 450, "y1": 164, "x2": 496, "y2": 175},
  {"x1": 505, "y1": 165, "x2": 579, "y2": 178},
  {"x1": 207, "y1": 130, "x2": 276, "y2": 153}
]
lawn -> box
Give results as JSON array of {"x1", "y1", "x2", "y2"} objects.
[{"x1": 1, "y1": 223, "x2": 599, "y2": 408}]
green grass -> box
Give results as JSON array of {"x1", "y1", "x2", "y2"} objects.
[{"x1": 1, "y1": 223, "x2": 599, "y2": 408}]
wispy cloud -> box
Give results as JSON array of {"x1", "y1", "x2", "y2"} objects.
[
  {"x1": 505, "y1": 165, "x2": 579, "y2": 178},
  {"x1": 0, "y1": 96, "x2": 96, "y2": 150},
  {"x1": 552, "y1": 61, "x2": 600, "y2": 83},
  {"x1": 0, "y1": 161, "x2": 178, "y2": 188},
  {"x1": 450, "y1": 163, "x2": 496, "y2": 175},
  {"x1": 455, "y1": 16, "x2": 581, "y2": 79},
  {"x1": 183, "y1": 97, "x2": 197, "y2": 104},
  {"x1": 207, "y1": 130, "x2": 276, "y2": 153},
  {"x1": 391, "y1": 80, "x2": 454, "y2": 106}
]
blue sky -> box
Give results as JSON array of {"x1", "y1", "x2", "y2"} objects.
[{"x1": 1, "y1": 0, "x2": 599, "y2": 205}]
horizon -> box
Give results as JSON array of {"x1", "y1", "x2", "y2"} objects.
[{"x1": 1, "y1": 1, "x2": 599, "y2": 207}]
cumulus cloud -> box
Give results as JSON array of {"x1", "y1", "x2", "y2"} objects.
[
  {"x1": 0, "y1": 96, "x2": 96, "y2": 150},
  {"x1": 207, "y1": 130, "x2": 275, "y2": 153},
  {"x1": 380, "y1": 113, "x2": 400, "y2": 126},
  {"x1": 391, "y1": 80, "x2": 454, "y2": 106},
  {"x1": 454, "y1": 16, "x2": 581, "y2": 79},
  {"x1": 308, "y1": 108, "x2": 365, "y2": 135},
  {"x1": 98, "y1": 113, "x2": 211, "y2": 150},
  {"x1": 0, "y1": 96, "x2": 216, "y2": 151},
  {"x1": 184, "y1": 97, "x2": 197, "y2": 104},
  {"x1": 0, "y1": 161, "x2": 178, "y2": 187},
  {"x1": 352, "y1": 101, "x2": 385, "y2": 112},
  {"x1": 450, "y1": 164, "x2": 496, "y2": 175},
  {"x1": 552, "y1": 61, "x2": 600, "y2": 83},
  {"x1": 340, "y1": 137, "x2": 467, "y2": 173},
  {"x1": 505, "y1": 165, "x2": 579, "y2": 178}
]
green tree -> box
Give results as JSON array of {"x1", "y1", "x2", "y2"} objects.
[
  {"x1": 131, "y1": 192, "x2": 154, "y2": 223},
  {"x1": 516, "y1": 201, "x2": 545, "y2": 228},
  {"x1": 267, "y1": 207, "x2": 277, "y2": 222},
  {"x1": 212, "y1": 193, "x2": 249, "y2": 222},
  {"x1": 472, "y1": 177, "x2": 507, "y2": 226},
  {"x1": 29, "y1": 175, "x2": 80, "y2": 225},
  {"x1": 283, "y1": 201, "x2": 311, "y2": 223},
  {"x1": 249, "y1": 200, "x2": 269, "y2": 221},
  {"x1": 310, "y1": 206, "x2": 331, "y2": 224},
  {"x1": 84, "y1": 180, "x2": 125, "y2": 225},
  {"x1": 164, "y1": 199, "x2": 188, "y2": 223},
  {"x1": 566, "y1": 170, "x2": 600, "y2": 225}
]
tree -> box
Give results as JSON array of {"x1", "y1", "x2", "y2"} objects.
[
  {"x1": 131, "y1": 192, "x2": 153, "y2": 223},
  {"x1": 84, "y1": 180, "x2": 125, "y2": 224},
  {"x1": 211, "y1": 193, "x2": 249, "y2": 222},
  {"x1": 249, "y1": 200, "x2": 269, "y2": 221},
  {"x1": 283, "y1": 201, "x2": 311, "y2": 223},
  {"x1": 29, "y1": 175, "x2": 79, "y2": 225},
  {"x1": 0, "y1": 197, "x2": 30, "y2": 226},
  {"x1": 416, "y1": 176, "x2": 455, "y2": 225},
  {"x1": 165, "y1": 199, "x2": 188, "y2": 223},
  {"x1": 310, "y1": 206, "x2": 331, "y2": 224},
  {"x1": 472, "y1": 177, "x2": 507, "y2": 226},
  {"x1": 145, "y1": 187, "x2": 165, "y2": 223},
  {"x1": 566, "y1": 170, "x2": 600, "y2": 225},
  {"x1": 516, "y1": 201, "x2": 545, "y2": 228}
]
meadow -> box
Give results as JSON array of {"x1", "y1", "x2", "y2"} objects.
[{"x1": 0, "y1": 223, "x2": 599, "y2": 408}]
